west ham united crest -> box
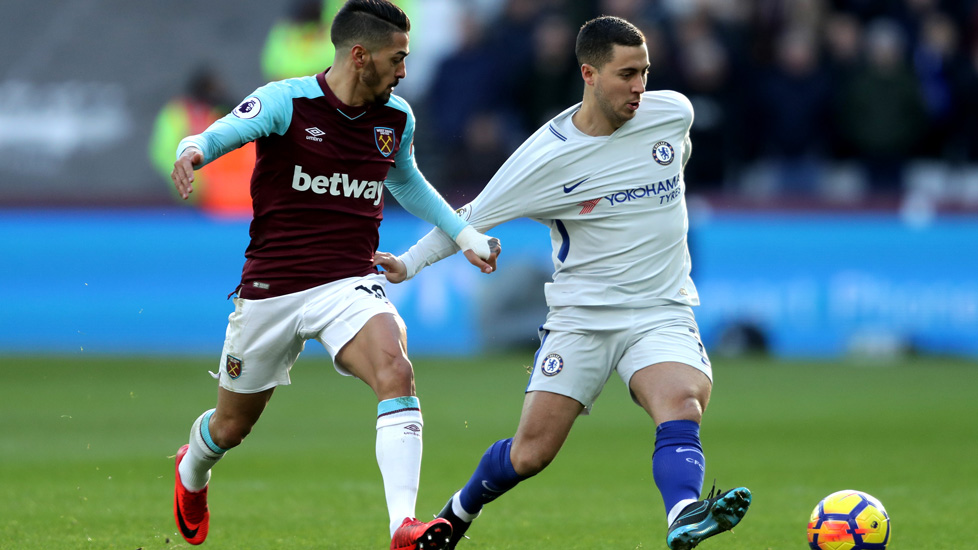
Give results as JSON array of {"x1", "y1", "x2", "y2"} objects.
[
  {"x1": 540, "y1": 353, "x2": 564, "y2": 376},
  {"x1": 226, "y1": 355, "x2": 243, "y2": 379},
  {"x1": 652, "y1": 141, "x2": 675, "y2": 165},
  {"x1": 374, "y1": 127, "x2": 395, "y2": 157}
]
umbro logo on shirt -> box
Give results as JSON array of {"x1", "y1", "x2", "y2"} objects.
[{"x1": 305, "y1": 127, "x2": 325, "y2": 142}]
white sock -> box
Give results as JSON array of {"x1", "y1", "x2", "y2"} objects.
[
  {"x1": 668, "y1": 498, "x2": 698, "y2": 526},
  {"x1": 376, "y1": 397, "x2": 423, "y2": 537},
  {"x1": 179, "y1": 409, "x2": 226, "y2": 492},
  {"x1": 452, "y1": 491, "x2": 480, "y2": 523}
]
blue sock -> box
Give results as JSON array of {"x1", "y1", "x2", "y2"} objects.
[
  {"x1": 457, "y1": 438, "x2": 525, "y2": 515},
  {"x1": 653, "y1": 420, "x2": 706, "y2": 518}
]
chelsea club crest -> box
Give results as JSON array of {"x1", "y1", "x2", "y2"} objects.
[
  {"x1": 652, "y1": 141, "x2": 675, "y2": 165},
  {"x1": 541, "y1": 353, "x2": 564, "y2": 376}
]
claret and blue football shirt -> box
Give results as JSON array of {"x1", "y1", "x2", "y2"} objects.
[{"x1": 178, "y1": 69, "x2": 466, "y2": 299}]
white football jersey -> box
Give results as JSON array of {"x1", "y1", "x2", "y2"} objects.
[{"x1": 400, "y1": 90, "x2": 699, "y2": 308}]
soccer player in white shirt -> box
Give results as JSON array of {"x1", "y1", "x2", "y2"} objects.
[{"x1": 375, "y1": 15, "x2": 751, "y2": 550}]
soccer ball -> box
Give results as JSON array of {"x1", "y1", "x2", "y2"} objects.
[{"x1": 807, "y1": 490, "x2": 890, "y2": 550}]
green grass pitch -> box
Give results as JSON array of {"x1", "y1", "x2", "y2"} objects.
[{"x1": 2, "y1": 353, "x2": 976, "y2": 549}]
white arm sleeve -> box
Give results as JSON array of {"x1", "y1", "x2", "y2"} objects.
[
  {"x1": 396, "y1": 127, "x2": 554, "y2": 278},
  {"x1": 397, "y1": 226, "x2": 459, "y2": 280},
  {"x1": 397, "y1": 196, "x2": 511, "y2": 279}
]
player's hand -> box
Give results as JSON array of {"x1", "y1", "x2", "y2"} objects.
[
  {"x1": 373, "y1": 251, "x2": 408, "y2": 284},
  {"x1": 463, "y1": 237, "x2": 500, "y2": 274},
  {"x1": 171, "y1": 147, "x2": 203, "y2": 200},
  {"x1": 454, "y1": 226, "x2": 501, "y2": 274}
]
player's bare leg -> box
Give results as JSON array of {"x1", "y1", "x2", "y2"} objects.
[
  {"x1": 175, "y1": 388, "x2": 273, "y2": 544},
  {"x1": 336, "y1": 313, "x2": 415, "y2": 401},
  {"x1": 510, "y1": 390, "x2": 583, "y2": 476},
  {"x1": 630, "y1": 362, "x2": 750, "y2": 549},
  {"x1": 438, "y1": 391, "x2": 583, "y2": 548},
  {"x1": 337, "y1": 313, "x2": 450, "y2": 548},
  {"x1": 629, "y1": 361, "x2": 711, "y2": 425},
  {"x1": 211, "y1": 387, "x2": 276, "y2": 448}
]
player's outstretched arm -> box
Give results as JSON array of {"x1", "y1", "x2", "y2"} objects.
[
  {"x1": 374, "y1": 235, "x2": 499, "y2": 284},
  {"x1": 171, "y1": 147, "x2": 203, "y2": 200}
]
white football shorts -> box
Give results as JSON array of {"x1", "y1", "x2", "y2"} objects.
[
  {"x1": 217, "y1": 273, "x2": 399, "y2": 393},
  {"x1": 526, "y1": 303, "x2": 712, "y2": 413}
]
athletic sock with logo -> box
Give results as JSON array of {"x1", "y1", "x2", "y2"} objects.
[
  {"x1": 457, "y1": 438, "x2": 526, "y2": 517},
  {"x1": 376, "y1": 396, "x2": 424, "y2": 537},
  {"x1": 180, "y1": 408, "x2": 227, "y2": 492},
  {"x1": 652, "y1": 419, "x2": 706, "y2": 526}
]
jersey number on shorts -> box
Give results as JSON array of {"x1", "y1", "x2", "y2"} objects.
[{"x1": 355, "y1": 284, "x2": 387, "y2": 300}]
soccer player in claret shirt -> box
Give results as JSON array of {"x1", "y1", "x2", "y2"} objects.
[
  {"x1": 376, "y1": 15, "x2": 750, "y2": 550},
  {"x1": 169, "y1": 1, "x2": 498, "y2": 548}
]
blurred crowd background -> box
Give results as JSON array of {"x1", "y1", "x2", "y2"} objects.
[
  {"x1": 3, "y1": 0, "x2": 977, "y2": 214},
  {"x1": 375, "y1": 0, "x2": 978, "y2": 213},
  {"x1": 164, "y1": 0, "x2": 978, "y2": 213},
  {"x1": 2, "y1": 0, "x2": 977, "y2": 359}
]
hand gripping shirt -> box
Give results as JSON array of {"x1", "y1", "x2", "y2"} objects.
[
  {"x1": 400, "y1": 91, "x2": 698, "y2": 308},
  {"x1": 178, "y1": 70, "x2": 466, "y2": 299}
]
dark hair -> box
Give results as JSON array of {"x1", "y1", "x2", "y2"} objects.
[
  {"x1": 575, "y1": 16, "x2": 645, "y2": 69},
  {"x1": 330, "y1": 0, "x2": 410, "y2": 51}
]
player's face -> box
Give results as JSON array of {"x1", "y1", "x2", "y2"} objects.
[
  {"x1": 362, "y1": 32, "x2": 409, "y2": 104},
  {"x1": 592, "y1": 44, "x2": 649, "y2": 129}
]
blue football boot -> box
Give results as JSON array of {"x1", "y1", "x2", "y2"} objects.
[{"x1": 666, "y1": 485, "x2": 752, "y2": 550}]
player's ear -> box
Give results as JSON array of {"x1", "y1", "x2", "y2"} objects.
[
  {"x1": 351, "y1": 44, "x2": 370, "y2": 68},
  {"x1": 580, "y1": 63, "x2": 597, "y2": 86}
]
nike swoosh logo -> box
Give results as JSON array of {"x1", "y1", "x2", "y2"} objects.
[
  {"x1": 676, "y1": 447, "x2": 702, "y2": 454},
  {"x1": 176, "y1": 499, "x2": 199, "y2": 539},
  {"x1": 482, "y1": 480, "x2": 502, "y2": 493},
  {"x1": 563, "y1": 177, "x2": 589, "y2": 193}
]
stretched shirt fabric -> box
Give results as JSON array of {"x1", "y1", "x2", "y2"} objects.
[
  {"x1": 400, "y1": 90, "x2": 699, "y2": 309},
  {"x1": 178, "y1": 69, "x2": 466, "y2": 299}
]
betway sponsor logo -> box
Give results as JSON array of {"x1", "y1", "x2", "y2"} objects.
[
  {"x1": 291, "y1": 165, "x2": 384, "y2": 206},
  {"x1": 600, "y1": 175, "x2": 681, "y2": 207}
]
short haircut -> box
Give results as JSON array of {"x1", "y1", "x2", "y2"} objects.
[
  {"x1": 330, "y1": 0, "x2": 410, "y2": 51},
  {"x1": 575, "y1": 16, "x2": 646, "y2": 69}
]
